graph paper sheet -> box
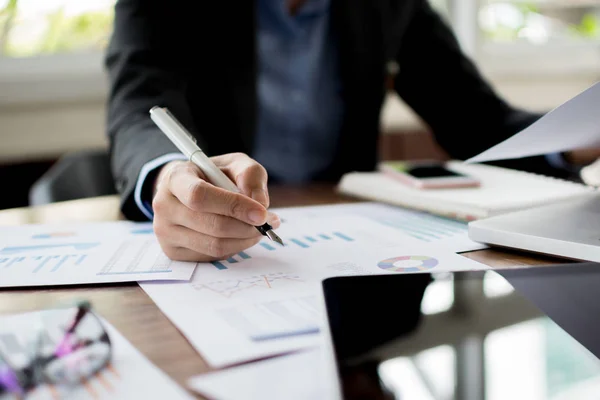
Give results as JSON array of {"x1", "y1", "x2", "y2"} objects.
[
  {"x1": 0, "y1": 311, "x2": 193, "y2": 399},
  {"x1": 140, "y1": 215, "x2": 488, "y2": 367},
  {"x1": 0, "y1": 221, "x2": 197, "y2": 287}
]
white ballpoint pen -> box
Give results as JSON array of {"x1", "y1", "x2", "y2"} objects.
[{"x1": 149, "y1": 106, "x2": 284, "y2": 245}]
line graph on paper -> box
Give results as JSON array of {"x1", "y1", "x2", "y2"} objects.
[{"x1": 191, "y1": 272, "x2": 304, "y2": 298}]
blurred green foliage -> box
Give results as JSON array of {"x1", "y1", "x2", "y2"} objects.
[
  {"x1": 0, "y1": 0, "x2": 114, "y2": 57},
  {"x1": 0, "y1": 0, "x2": 19, "y2": 54},
  {"x1": 482, "y1": 2, "x2": 600, "y2": 42},
  {"x1": 570, "y1": 13, "x2": 600, "y2": 38}
]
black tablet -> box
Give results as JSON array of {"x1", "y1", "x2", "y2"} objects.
[{"x1": 320, "y1": 263, "x2": 600, "y2": 400}]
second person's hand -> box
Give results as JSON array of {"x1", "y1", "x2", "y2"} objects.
[{"x1": 151, "y1": 153, "x2": 280, "y2": 262}]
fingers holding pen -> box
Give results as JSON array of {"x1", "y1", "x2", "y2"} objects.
[
  {"x1": 164, "y1": 161, "x2": 270, "y2": 226},
  {"x1": 152, "y1": 160, "x2": 281, "y2": 262}
]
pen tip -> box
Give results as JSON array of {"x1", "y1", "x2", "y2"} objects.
[{"x1": 266, "y1": 230, "x2": 284, "y2": 246}]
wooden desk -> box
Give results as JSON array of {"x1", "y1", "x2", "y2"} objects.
[{"x1": 0, "y1": 184, "x2": 565, "y2": 396}]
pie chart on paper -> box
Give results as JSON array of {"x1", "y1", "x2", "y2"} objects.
[{"x1": 377, "y1": 256, "x2": 439, "y2": 272}]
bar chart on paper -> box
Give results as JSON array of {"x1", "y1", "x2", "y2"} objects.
[
  {"x1": 20, "y1": 221, "x2": 154, "y2": 241},
  {"x1": 210, "y1": 230, "x2": 355, "y2": 270},
  {"x1": 0, "y1": 242, "x2": 100, "y2": 255},
  {"x1": 0, "y1": 237, "x2": 196, "y2": 287},
  {"x1": 374, "y1": 211, "x2": 470, "y2": 243},
  {"x1": 217, "y1": 296, "x2": 321, "y2": 341},
  {"x1": 0, "y1": 243, "x2": 99, "y2": 274},
  {"x1": 95, "y1": 239, "x2": 176, "y2": 276},
  {"x1": 275, "y1": 202, "x2": 488, "y2": 253}
]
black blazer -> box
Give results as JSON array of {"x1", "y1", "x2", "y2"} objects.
[{"x1": 105, "y1": 0, "x2": 553, "y2": 221}]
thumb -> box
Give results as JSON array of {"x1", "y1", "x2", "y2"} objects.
[{"x1": 211, "y1": 153, "x2": 270, "y2": 208}]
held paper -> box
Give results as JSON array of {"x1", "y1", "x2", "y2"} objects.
[{"x1": 466, "y1": 82, "x2": 600, "y2": 164}]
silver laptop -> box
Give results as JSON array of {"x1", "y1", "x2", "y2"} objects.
[{"x1": 468, "y1": 192, "x2": 600, "y2": 262}]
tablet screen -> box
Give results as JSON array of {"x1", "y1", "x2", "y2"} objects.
[{"x1": 322, "y1": 265, "x2": 600, "y2": 400}]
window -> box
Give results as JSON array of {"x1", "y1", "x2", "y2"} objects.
[
  {"x1": 0, "y1": 0, "x2": 115, "y2": 58},
  {"x1": 442, "y1": 0, "x2": 600, "y2": 76},
  {"x1": 0, "y1": 0, "x2": 595, "y2": 107},
  {"x1": 480, "y1": 0, "x2": 600, "y2": 45},
  {"x1": 0, "y1": 0, "x2": 116, "y2": 106},
  {"x1": 479, "y1": 0, "x2": 600, "y2": 75}
]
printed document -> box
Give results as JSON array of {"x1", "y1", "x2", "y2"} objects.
[
  {"x1": 0, "y1": 221, "x2": 196, "y2": 287},
  {"x1": 273, "y1": 202, "x2": 487, "y2": 253},
  {"x1": 140, "y1": 215, "x2": 488, "y2": 367},
  {"x1": 466, "y1": 81, "x2": 600, "y2": 163},
  {"x1": 187, "y1": 349, "x2": 328, "y2": 400},
  {"x1": 0, "y1": 311, "x2": 192, "y2": 399}
]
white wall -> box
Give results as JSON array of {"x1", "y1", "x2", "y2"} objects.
[{"x1": 0, "y1": 100, "x2": 107, "y2": 163}]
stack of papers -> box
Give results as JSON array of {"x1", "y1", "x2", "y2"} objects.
[
  {"x1": 140, "y1": 214, "x2": 488, "y2": 367},
  {"x1": 0, "y1": 202, "x2": 483, "y2": 289},
  {"x1": 0, "y1": 202, "x2": 494, "y2": 398}
]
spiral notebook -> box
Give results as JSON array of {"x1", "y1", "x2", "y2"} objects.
[{"x1": 337, "y1": 160, "x2": 597, "y2": 221}]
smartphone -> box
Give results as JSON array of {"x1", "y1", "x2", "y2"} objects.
[{"x1": 379, "y1": 160, "x2": 480, "y2": 189}]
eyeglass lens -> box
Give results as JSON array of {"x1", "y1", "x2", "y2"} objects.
[{"x1": 0, "y1": 304, "x2": 111, "y2": 395}]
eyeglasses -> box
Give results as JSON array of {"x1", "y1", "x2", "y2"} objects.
[{"x1": 0, "y1": 300, "x2": 112, "y2": 398}]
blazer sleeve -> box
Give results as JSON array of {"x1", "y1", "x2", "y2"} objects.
[
  {"x1": 104, "y1": 0, "x2": 201, "y2": 220},
  {"x1": 392, "y1": 1, "x2": 567, "y2": 177}
]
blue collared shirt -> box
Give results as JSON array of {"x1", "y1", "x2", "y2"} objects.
[{"x1": 252, "y1": 0, "x2": 344, "y2": 183}]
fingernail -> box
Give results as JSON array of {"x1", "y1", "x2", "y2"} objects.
[
  {"x1": 248, "y1": 209, "x2": 266, "y2": 225},
  {"x1": 268, "y1": 211, "x2": 281, "y2": 223},
  {"x1": 252, "y1": 188, "x2": 269, "y2": 206},
  {"x1": 268, "y1": 213, "x2": 281, "y2": 227}
]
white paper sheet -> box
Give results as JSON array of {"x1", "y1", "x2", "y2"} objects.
[
  {"x1": 187, "y1": 349, "x2": 329, "y2": 400},
  {"x1": 140, "y1": 216, "x2": 488, "y2": 367},
  {"x1": 273, "y1": 202, "x2": 487, "y2": 253},
  {"x1": 0, "y1": 311, "x2": 193, "y2": 399},
  {"x1": 466, "y1": 81, "x2": 600, "y2": 163},
  {"x1": 0, "y1": 221, "x2": 197, "y2": 287},
  {"x1": 187, "y1": 348, "x2": 436, "y2": 400}
]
